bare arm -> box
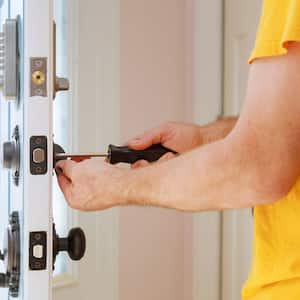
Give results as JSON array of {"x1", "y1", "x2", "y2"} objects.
[
  {"x1": 200, "y1": 116, "x2": 238, "y2": 144},
  {"x1": 56, "y1": 43, "x2": 300, "y2": 212}
]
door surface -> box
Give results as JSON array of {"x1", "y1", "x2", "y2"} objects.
[
  {"x1": 0, "y1": 1, "x2": 54, "y2": 299},
  {"x1": 222, "y1": 1, "x2": 262, "y2": 300},
  {"x1": 0, "y1": 1, "x2": 88, "y2": 299}
]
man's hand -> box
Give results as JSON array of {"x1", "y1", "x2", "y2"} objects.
[
  {"x1": 127, "y1": 120, "x2": 237, "y2": 168},
  {"x1": 55, "y1": 119, "x2": 237, "y2": 211},
  {"x1": 56, "y1": 159, "x2": 128, "y2": 211},
  {"x1": 127, "y1": 122, "x2": 204, "y2": 168}
]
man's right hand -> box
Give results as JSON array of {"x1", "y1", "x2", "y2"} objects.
[{"x1": 127, "y1": 122, "x2": 204, "y2": 168}]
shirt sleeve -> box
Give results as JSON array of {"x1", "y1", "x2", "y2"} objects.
[{"x1": 249, "y1": 0, "x2": 300, "y2": 63}]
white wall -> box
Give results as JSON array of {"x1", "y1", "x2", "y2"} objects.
[{"x1": 120, "y1": 1, "x2": 193, "y2": 300}]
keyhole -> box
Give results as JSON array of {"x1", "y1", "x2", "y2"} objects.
[{"x1": 32, "y1": 71, "x2": 45, "y2": 85}]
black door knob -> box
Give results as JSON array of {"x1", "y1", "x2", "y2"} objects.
[
  {"x1": 53, "y1": 143, "x2": 65, "y2": 167},
  {"x1": 53, "y1": 224, "x2": 86, "y2": 267}
]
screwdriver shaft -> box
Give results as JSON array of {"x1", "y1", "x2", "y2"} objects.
[{"x1": 56, "y1": 153, "x2": 107, "y2": 159}]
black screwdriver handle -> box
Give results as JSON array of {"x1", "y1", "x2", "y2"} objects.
[{"x1": 107, "y1": 144, "x2": 177, "y2": 165}]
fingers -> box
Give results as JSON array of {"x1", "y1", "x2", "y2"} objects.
[
  {"x1": 56, "y1": 174, "x2": 73, "y2": 201},
  {"x1": 57, "y1": 174, "x2": 70, "y2": 190},
  {"x1": 131, "y1": 160, "x2": 149, "y2": 169},
  {"x1": 159, "y1": 152, "x2": 176, "y2": 161},
  {"x1": 127, "y1": 127, "x2": 164, "y2": 150},
  {"x1": 55, "y1": 160, "x2": 77, "y2": 179},
  {"x1": 131, "y1": 152, "x2": 175, "y2": 169}
]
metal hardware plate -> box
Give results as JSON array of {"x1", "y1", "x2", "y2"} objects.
[
  {"x1": 30, "y1": 57, "x2": 47, "y2": 97},
  {"x1": 2, "y1": 125, "x2": 20, "y2": 185},
  {"x1": 0, "y1": 211, "x2": 21, "y2": 297},
  {"x1": 0, "y1": 18, "x2": 19, "y2": 100},
  {"x1": 30, "y1": 136, "x2": 48, "y2": 175}
]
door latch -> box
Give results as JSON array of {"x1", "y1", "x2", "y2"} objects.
[{"x1": 53, "y1": 22, "x2": 69, "y2": 99}]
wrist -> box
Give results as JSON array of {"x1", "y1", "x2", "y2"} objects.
[
  {"x1": 121, "y1": 165, "x2": 165, "y2": 208},
  {"x1": 113, "y1": 168, "x2": 134, "y2": 207},
  {"x1": 98, "y1": 166, "x2": 134, "y2": 208}
]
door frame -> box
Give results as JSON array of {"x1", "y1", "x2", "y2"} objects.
[
  {"x1": 52, "y1": 1, "x2": 120, "y2": 300},
  {"x1": 191, "y1": 1, "x2": 224, "y2": 300}
]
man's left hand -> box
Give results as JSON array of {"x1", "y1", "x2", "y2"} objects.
[{"x1": 56, "y1": 159, "x2": 127, "y2": 211}]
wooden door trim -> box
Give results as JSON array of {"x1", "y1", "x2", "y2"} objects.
[{"x1": 191, "y1": 1, "x2": 224, "y2": 300}]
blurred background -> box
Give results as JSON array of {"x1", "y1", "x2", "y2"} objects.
[{"x1": 52, "y1": 1, "x2": 262, "y2": 300}]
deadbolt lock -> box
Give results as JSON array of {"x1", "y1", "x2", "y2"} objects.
[
  {"x1": 53, "y1": 22, "x2": 70, "y2": 99},
  {"x1": 2, "y1": 126, "x2": 20, "y2": 185},
  {"x1": 30, "y1": 57, "x2": 47, "y2": 97}
]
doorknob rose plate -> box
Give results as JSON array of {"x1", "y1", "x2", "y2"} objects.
[
  {"x1": 2, "y1": 126, "x2": 20, "y2": 185},
  {"x1": 0, "y1": 211, "x2": 20, "y2": 297}
]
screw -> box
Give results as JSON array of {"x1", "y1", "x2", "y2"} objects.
[
  {"x1": 34, "y1": 60, "x2": 43, "y2": 68},
  {"x1": 35, "y1": 137, "x2": 42, "y2": 145},
  {"x1": 35, "y1": 166, "x2": 42, "y2": 173},
  {"x1": 35, "y1": 233, "x2": 42, "y2": 241},
  {"x1": 35, "y1": 89, "x2": 43, "y2": 96}
]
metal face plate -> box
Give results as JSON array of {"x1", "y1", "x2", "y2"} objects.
[{"x1": 30, "y1": 57, "x2": 47, "y2": 97}]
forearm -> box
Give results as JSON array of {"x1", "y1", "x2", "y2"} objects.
[
  {"x1": 123, "y1": 136, "x2": 264, "y2": 212},
  {"x1": 200, "y1": 116, "x2": 238, "y2": 145},
  {"x1": 58, "y1": 45, "x2": 300, "y2": 213}
]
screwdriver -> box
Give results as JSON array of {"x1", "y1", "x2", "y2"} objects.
[{"x1": 55, "y1": 144, "x2": 177, "y2": 165}]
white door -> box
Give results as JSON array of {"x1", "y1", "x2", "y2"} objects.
[
  {"x1": 1, "y1": 1, "x2": 55, "y2": 299},
  {"x1": 222, "y1": 1, "x2": 261, "y2": 300},
  {"x1": 0, "y1": 1, "x2": 90, "y2": 299}
]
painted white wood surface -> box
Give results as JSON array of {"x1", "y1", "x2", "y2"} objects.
[
  {"x1": 22, "y1": 1, "x2": 54, "y2": 299},
  {"x1": 192, "y1": 1, "x2": 223, "y2": 300}
]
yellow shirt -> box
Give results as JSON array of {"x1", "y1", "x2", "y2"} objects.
[{"x1": 243, "y1": 1, "x2": 300, "y2": 299}]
